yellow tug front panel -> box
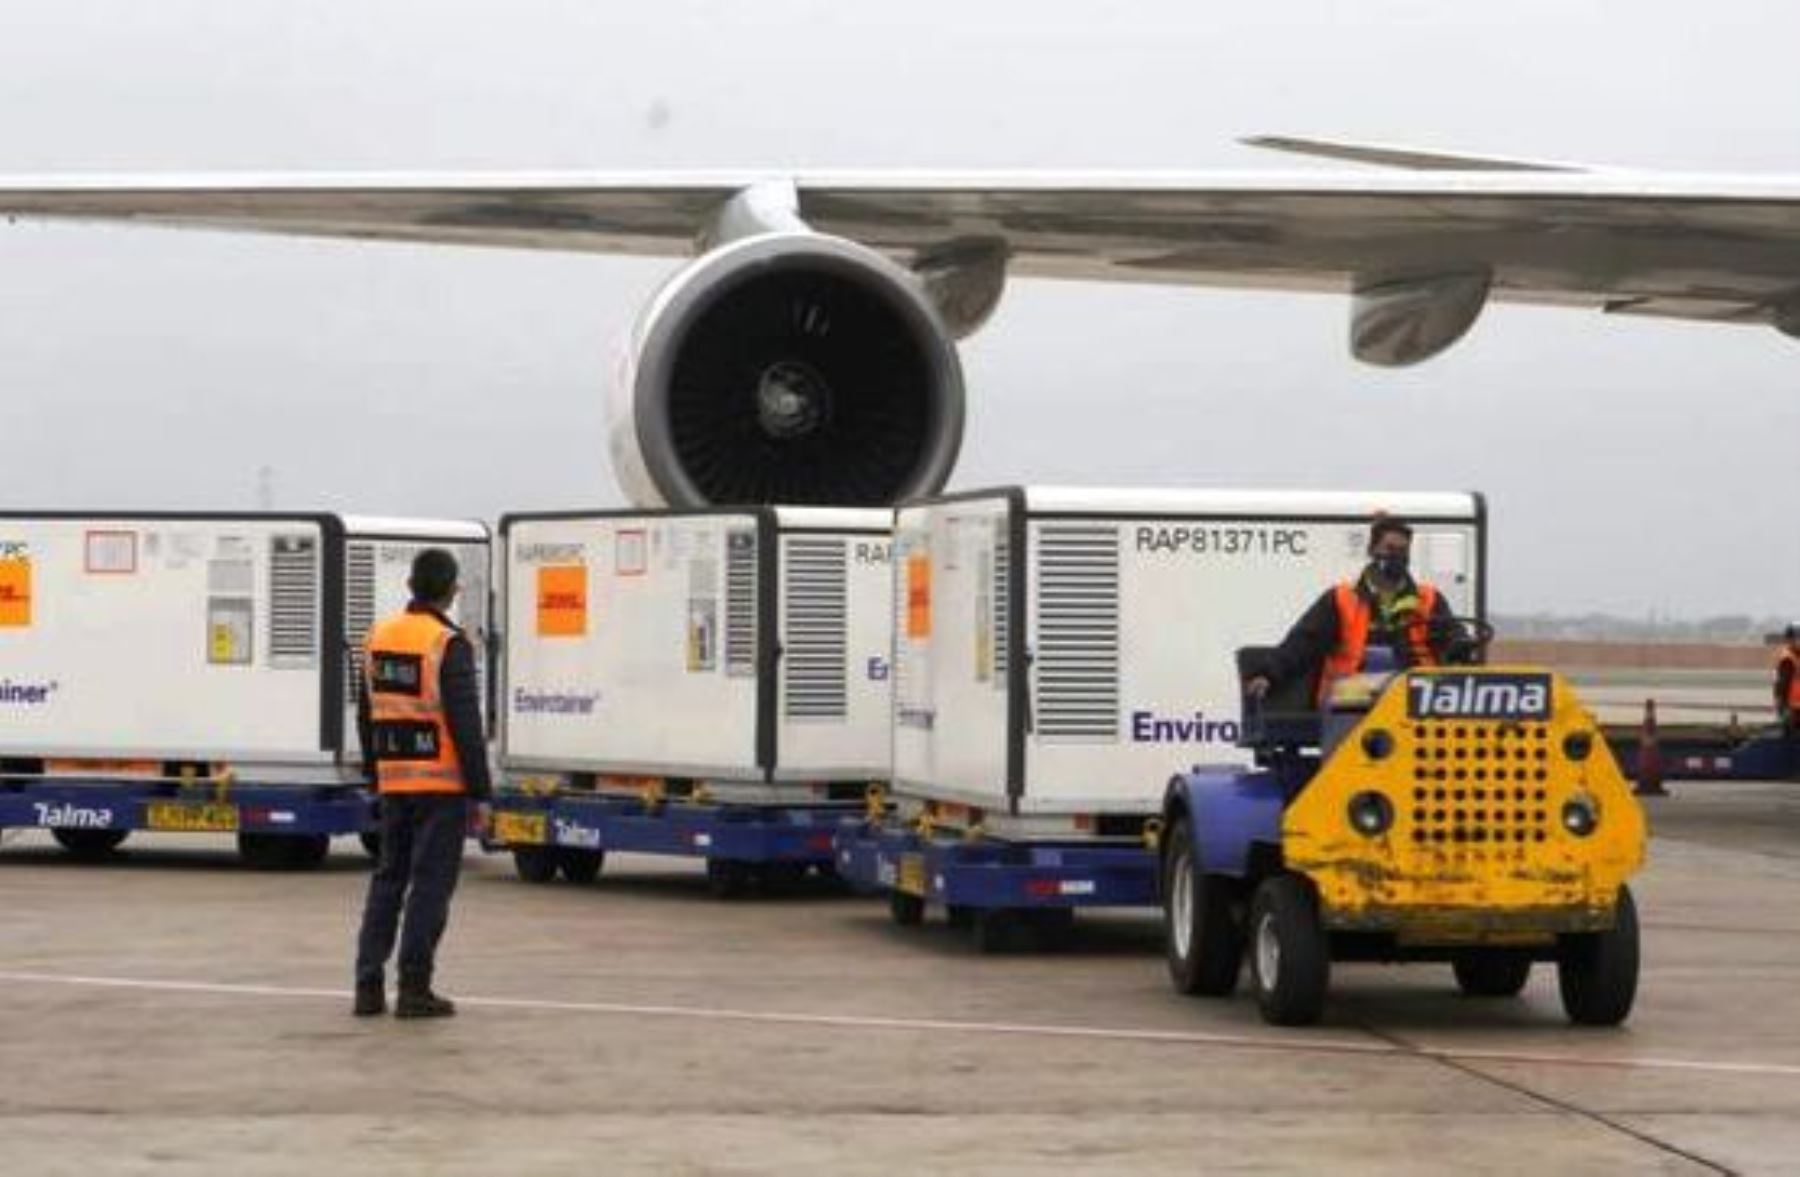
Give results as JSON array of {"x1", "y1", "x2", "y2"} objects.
[{"x1": 1282, "y1": 667, "x2": 1646, "y2": 942}]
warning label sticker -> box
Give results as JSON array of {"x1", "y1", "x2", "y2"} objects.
[
  {"x1": 0, "y1": 554, "x2": 32, "y2": 628},
  {"x1": 905, "y1": 553, "x2": 932, "y2": 640},
  {"x1": 536, "y1": 565, "x2": 588, "y2": 638}
]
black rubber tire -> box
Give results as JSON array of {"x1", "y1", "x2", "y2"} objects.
[
  {"x1": 283, "y1": 834, "x2": 332, "y2": 871},
  {"x1": 1453, "y1": 949, "x2": 1533, "y2": 997},
  {"x1": 888, "y1": 889, "x2": 926, "y2": 926},
  {"x1": 512, "y1": 846, "x2": 560, "y2": 884},
  {"x1": 706, "y1": 858, "x2": 754, "y2": 900},
  {"x1": 237, "y1": 832, "x2": 291, "y2": 870},
  {"x1": 1558, "y1": 885, "x2": 1640, "y2": 1026},
  {"x1": 945, "y1": 904, "x2": 975, "y2": 929},
  {"x1": 1025, "y1": 907, "x2": 1077, "y2": 951},
  {"x1": 358, "y1": 831, "x2": 382, "y2": 860},
  {"x1": 1163, "y1": 818, "x2": 1245, "y2": 997},
  {"x1": 1248, "y1": 874, "x2": 1331, "y2": 1026},
  {"x1": 971, "y1": 909, "x2": 1016, "y2": 955},
  {"x1": 52, "y1": 828, "x2": 129, "y2": 859},
  {"x1": 558, "y1": 848, "x2": 605, "y2": 885},
  {"x1": 758, "y1": 862, "x2": 810, "y2": 895}
]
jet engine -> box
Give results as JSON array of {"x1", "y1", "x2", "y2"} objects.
[{"x1": 610, "y1": 232, "x2": 966, "y2": 507}]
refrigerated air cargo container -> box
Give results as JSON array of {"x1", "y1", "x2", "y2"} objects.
[
  {"x1": 489, "y1": 507, "x2": 892, "y2": 893},
  {"x1": 890, "y1": 486, "x2": 1487, "y2": 833},
  {"x1": 0, "y1": 512, "x2": 490, "y2": 866}
]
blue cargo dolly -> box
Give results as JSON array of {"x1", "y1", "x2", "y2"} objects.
[
  {"x1": 832, "y1": 820, "x2": 1159, "y2": 951},
  {"x1": 483, "y1": 788, "x2": 865, "y2": 897},
  {"x1": 0, "y1": 774, "x2": 377, "y2": 869}
]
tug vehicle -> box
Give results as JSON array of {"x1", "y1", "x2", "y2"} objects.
[{"x1": 1160, "y1": 641, "x2": 1646, "y2": 1026}]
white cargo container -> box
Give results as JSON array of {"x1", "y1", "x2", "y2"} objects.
[
  {"x1": 499, "y1": 507, "x2": 893, "y2": 785},
  {"x1": 892, "y1": 487, "x2": 1487, "y2": 828},
  {"x1": 0, "y1": 512, "x2": 490, "y2": 781}
]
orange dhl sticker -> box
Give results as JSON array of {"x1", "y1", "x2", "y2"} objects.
[
  {"x1": 0, "y1": 558, "x2": 30, "y2": 628},
  {"x1": 536, "y1": 564, "x2": 589, "y2": 637},
  {"x1": 905, "y1": 553, "x2": 932, "y2": 640}
]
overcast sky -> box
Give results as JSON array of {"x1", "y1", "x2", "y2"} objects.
[{"x1": 0, "y1": 0, "x2": 1794, "y2": 618}]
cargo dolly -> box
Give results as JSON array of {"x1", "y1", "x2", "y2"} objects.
[
  {"x1": 833, "y1": 796, "x2": 1160, "y2": 952},
  {"x1": 0, "y1": 766, "x2": 376, "y2": 869},
  {"x1": 483, "y1": 777, "x2": 869, "y2": 897}
]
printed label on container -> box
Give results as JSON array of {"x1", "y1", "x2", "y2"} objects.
[{"x1": 536, "y1": 565, "x2": 589, "y2": 638}]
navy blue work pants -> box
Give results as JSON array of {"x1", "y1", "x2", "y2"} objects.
[{"x1": 354, "y1": 792, "x2": 468, "y2": 990}]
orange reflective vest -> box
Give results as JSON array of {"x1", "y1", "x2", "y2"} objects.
[
  {"x1": 1318, "y1": 581, "x2": 1441, "y2": 703},
  {"x1": 364, "y1": 610, "x2": 466, "y2": 795},
  {"x1": 1780, "y1": 651, "x2": 1800, "y2": 711}
]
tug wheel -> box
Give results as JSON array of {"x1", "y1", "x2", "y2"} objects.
[
  {"x1": 1163, "y1": 817, "x2": 1244, "y2": 997},
  {"x1": 1248, "y1": 874, "x2": 1331, "y2": 1026},
  {"x1": 1453, "y1": 949, "x2": 1533, "y2": 997},
  {"x1": 1558, "y1": 884, "x2": 1640, "y2": 1026}
]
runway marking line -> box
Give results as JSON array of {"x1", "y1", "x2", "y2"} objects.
[{"x1": 2, "y1": 968, "x2": 1799, "y2": 1081}]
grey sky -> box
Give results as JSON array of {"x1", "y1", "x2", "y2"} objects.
[{"x1": 0, "y1": 0, "x2": 1794, "y2": 618}]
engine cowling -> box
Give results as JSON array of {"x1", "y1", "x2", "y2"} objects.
[{"x1": 610, "y1": 232, "x2": 966, "y2": 507}]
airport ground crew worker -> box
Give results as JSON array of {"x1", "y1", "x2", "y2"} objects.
[
  {"x1": 1247, "y1": 515, "x2": 1460, "y2": 704},
  {"x1": 1777, "y1": 625, "x2": 1800, "y2": 735},
  {"x1": 353, "y1": 548, "x2": 490, "y2": 1019}
]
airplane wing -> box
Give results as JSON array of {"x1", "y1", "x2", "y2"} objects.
[{"x1": 4, "y1": 158, "x2": 1800, "y2": 363}]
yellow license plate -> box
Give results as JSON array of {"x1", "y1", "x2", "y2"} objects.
[
  {"x1": 145, "y1": 802, "x2": 239, "y2": 833},
  {"x1": 493, "y1": 811, "x2": 549, "y2": 846},
  {"x1": 897, "y1": 853, "x2": 926, "y2": 896}
]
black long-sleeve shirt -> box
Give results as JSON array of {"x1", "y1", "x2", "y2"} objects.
[
  {"x1": 1265, "y1": 572, "x2": 1459, "y2": 689},
  {"x1": 357, "y1": 604, "x2": 492, "y2": 799}
]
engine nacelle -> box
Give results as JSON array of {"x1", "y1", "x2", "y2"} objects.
[{"x1": 610, "y1": 232, "x2": 966, "y2": 507}]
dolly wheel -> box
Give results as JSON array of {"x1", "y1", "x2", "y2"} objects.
[
  {"x1": 971, "y1": 909, "x2": 1016, "y2": 954},
  {"x1": 1558, "y1": 885, "x2": 1640, "y2": 1026},
  {"x1": 52, "y1": 828, "x2": 129, "y2": 860},
  {"x1": 512, "y1": 846, "x2": 559, "y2": 884},
  {"x1": 707, "y1": 858, "x2": 754, "y2": 900},
  {"x1": 1453, "y1": 950, "x2": 1533, "y2": 997},
  {"x1": 1163, "y1": 817, "x2": 1244, "y2": 997},
  {"x1": 1248, "y1": 874, "x2": 1331, "y2": 1026},
  {"x1": 284, "y1": 834, "x2": 332, "y2": 871},
  {"x1": 888, "y1": 889, "x2": 926, "y2": 926},
  {"x1": 558, "y1": 848, "x2": 605, "y2": 885}
]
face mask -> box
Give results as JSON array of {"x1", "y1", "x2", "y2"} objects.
[{"x1": 1371, "y1": 554, "x2": 1409, "y2": 582}]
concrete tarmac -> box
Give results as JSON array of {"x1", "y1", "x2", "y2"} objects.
[{"x1": 4, "y1": 781, "x2": 1800, "y2": 1175}]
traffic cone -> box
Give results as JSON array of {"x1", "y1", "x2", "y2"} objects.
[{"x1": 1634, "y1": 698, "x2": 1667, "y2": 797}]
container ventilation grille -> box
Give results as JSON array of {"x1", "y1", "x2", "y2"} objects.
[
  {"x1": 992, "y1": 519, "x2": 1010, "y2": 689},
  {"x1": 725, "y1": 529, "x2": 759, "y2": 678},
  {"x1": 1034, "y1": 524, "x2": 1120, "y2": 740},
  {"x1": 343, "y1": 542, "x2": 378, "y2": 702},
  {"x1": 269, "y1": 534, "x2": 320, "y2": 666},
  {"x1": 783, "y1": 538, "x2": 848, "y2": 721}
]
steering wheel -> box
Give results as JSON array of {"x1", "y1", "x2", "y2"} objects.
[{"x1": 1433, "y1": 614, "x2": 1495, "y2": 666}]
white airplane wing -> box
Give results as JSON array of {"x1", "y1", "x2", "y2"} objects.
[{"x1": 4, "y1": 152, "x2": 1800, "y2": 364}]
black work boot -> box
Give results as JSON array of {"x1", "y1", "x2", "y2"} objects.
[
  {"x1": 353, "y1": 982, "x2": 386, "y2": 1018},
  {"x1": 394, "y1": 985, "x2": 457, "y2": 1019}
]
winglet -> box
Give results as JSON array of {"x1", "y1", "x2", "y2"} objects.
[{"x1": 1241, "y1": 135, "x2": 1590, "y2": 174}]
